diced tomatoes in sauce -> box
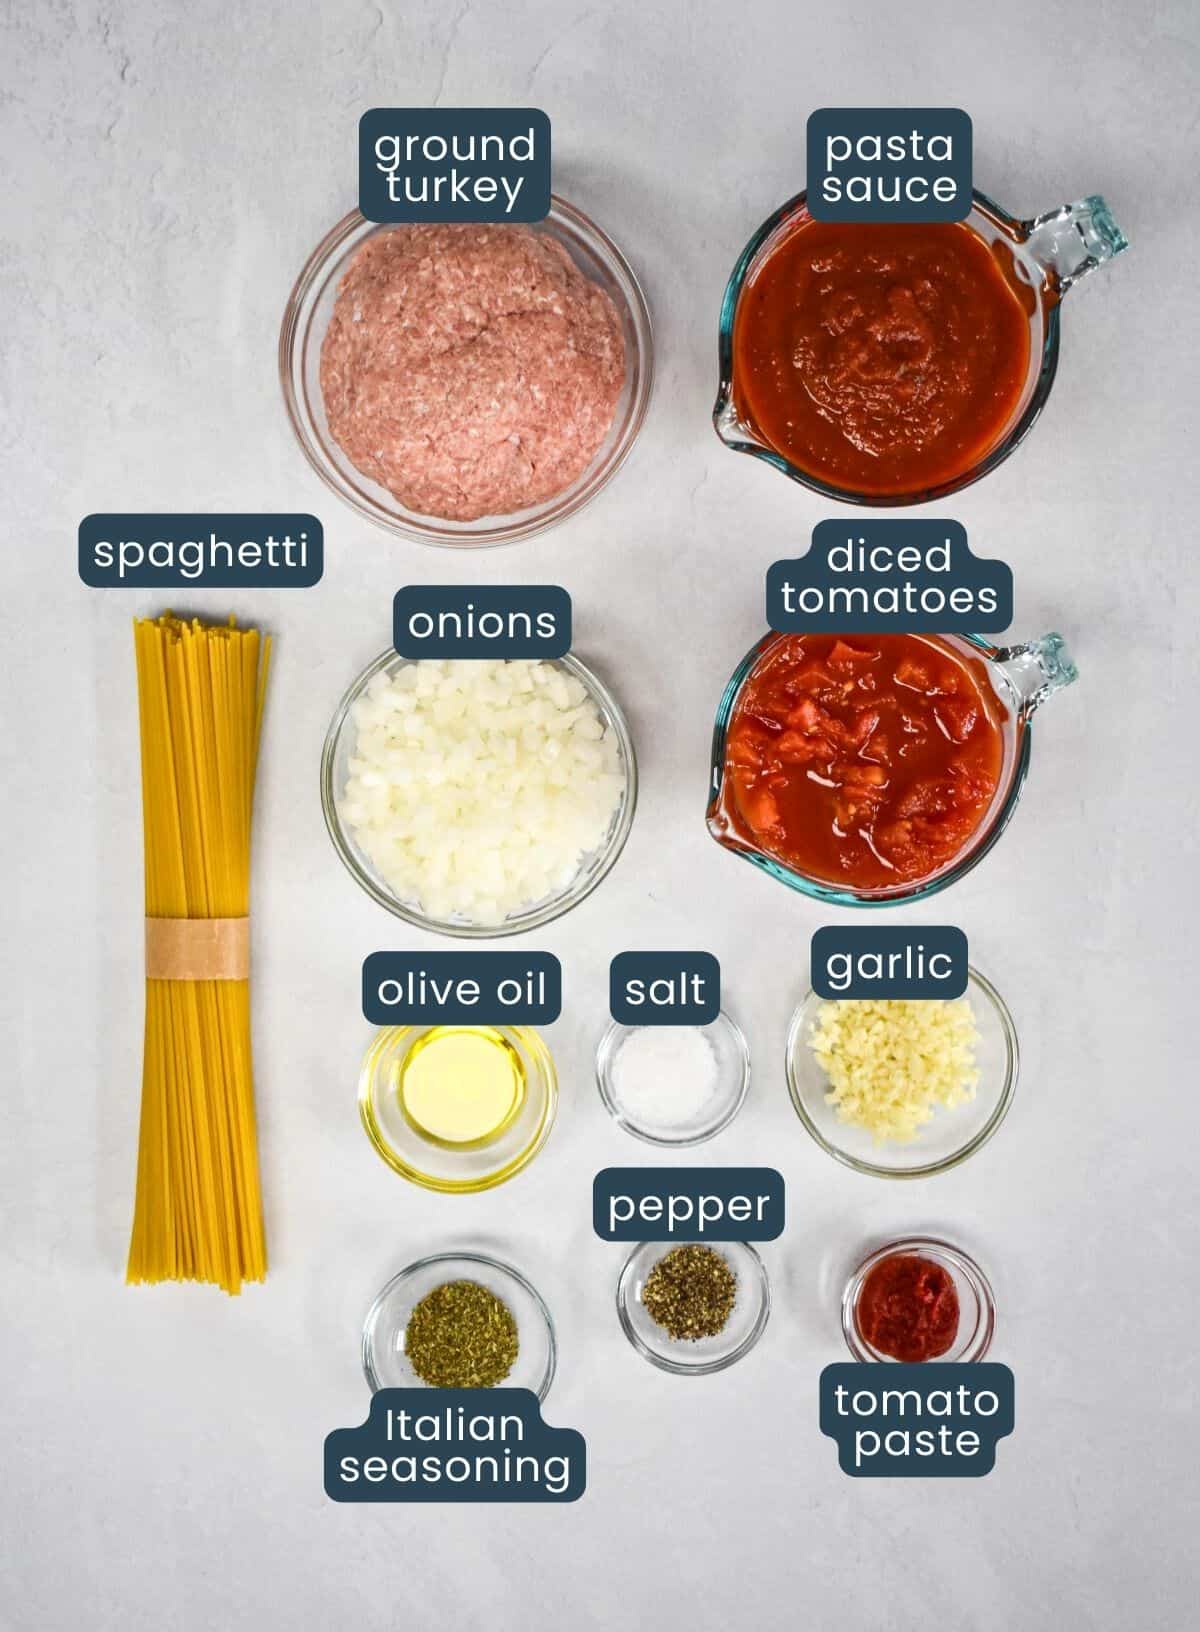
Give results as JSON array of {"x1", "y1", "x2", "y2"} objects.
[{"x1": 720, "y1": 634, "x2": 1005, "y2": 889}]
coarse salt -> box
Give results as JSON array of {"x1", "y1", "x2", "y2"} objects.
[{"x1": 610, "y1": 1026, "x2": 721, "y2": 1132}]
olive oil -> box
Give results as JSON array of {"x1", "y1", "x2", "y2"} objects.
[{"x1": 397, "y1": 1026, "x2": 526, "y2": 1148}]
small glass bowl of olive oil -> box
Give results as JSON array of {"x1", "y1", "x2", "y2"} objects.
[{"x1": 358, "y1": 1024, "x2": 559, "y2": 1192}]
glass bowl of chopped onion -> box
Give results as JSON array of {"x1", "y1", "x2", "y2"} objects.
[
  {"x1": 785, "y1": 968, "x2": 1019, "y2": 1178},
  {"x1": 322, "y1": 650, "x2": 637, "y2": 937}
]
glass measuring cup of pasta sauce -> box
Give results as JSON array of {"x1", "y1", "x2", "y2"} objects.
[
  {"x1": 706, "y1": 629, "x2": 1077, "y2": 905},
  {"x1": 713, "y1": 192, "x2": 1127, "y2": 504}
]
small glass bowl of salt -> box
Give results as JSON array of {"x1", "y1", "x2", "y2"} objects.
[{"x1": 595, "y1": 1011, "x2": 751, "y2": 1146}]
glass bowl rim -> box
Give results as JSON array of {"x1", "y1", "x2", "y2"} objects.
[
  {"x1": 594, "y1": 1008, "x2": 752, "y2": 1147},
  {"x1": 322, "y1": 645, "x2": 639, "y2": 937},
  {"x1": 361, "y1": 1249, "x2": 558, "y2": 1399},
  {"x1": 706, "y1": 630, "x2": 1033, "y2": 908},
  {"x1": 279, "y1": 195, "x2": 655, "y2": 547},
  {"x1": 713, "y1": 186, "x2": 1061, "y2": 508},
  {"x1": 784, "y1": 965, "x2": 1019, "y2": 1179},
  {"x1": 615, "y1": 1240, "x2": 772, "y2": 1375},
  {"x1": 357, "y1": 1023, "x2": 559, "y2": 1193},
  {"x1": 840, "y1": 1235, "x2": 996, "y2": 1362}
]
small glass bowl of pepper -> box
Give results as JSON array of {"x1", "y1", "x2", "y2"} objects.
[
  {"x1": 617, "y1": 1241, "x2": 771, "y2": 1375},
  {"x1": 842, "y1": 1237, "x2": 995, "y2": 1363}
]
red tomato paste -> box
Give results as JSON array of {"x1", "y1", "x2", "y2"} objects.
[
  {"x1": 720, "y1": 634, "x2": 1004, "y2": 890},
  {"x1": 733, "y1": 218, "x2": 1031, "y2": 497},
  {"x1": 856, "y1": 1253, "x2": 960, "y2": 1362}
]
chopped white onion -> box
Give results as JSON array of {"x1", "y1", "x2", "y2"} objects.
[{"x1": 341, "y1": 658, "x2": 626, "y2": 925}]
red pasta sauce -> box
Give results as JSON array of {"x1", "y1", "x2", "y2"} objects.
[{"x1": 733, "y1": 218, "x2": 1031, "y2": 497}]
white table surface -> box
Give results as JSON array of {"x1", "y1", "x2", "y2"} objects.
[{"x1": 4, "y1": 1, "x2": 1197, "y2": 1626}]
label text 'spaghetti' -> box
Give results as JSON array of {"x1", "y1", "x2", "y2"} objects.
[{"x1": 79, "y1": 513, "x2": 322, "y2": 589}]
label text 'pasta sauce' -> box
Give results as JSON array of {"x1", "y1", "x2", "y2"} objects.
[
  {"x1": 733, "y1": 218, "x2": 1032, "y2": 497},
  {"x1": 720, "y1": 634, "x2": 1005, "y2": 891}
]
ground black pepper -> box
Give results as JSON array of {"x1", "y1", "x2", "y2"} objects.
[
  {"x1": 642, "y1": 1245, "x2": 737, "y2": 1340},
  {"x1": 404, "y1": 1279, "x2": 519, "y2": 1387}
]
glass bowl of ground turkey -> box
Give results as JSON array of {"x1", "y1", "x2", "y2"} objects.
[{"x1": 280, "y1": 199, "x2": 653, "y2": 545}]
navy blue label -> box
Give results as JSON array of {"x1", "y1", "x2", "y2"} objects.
[
  {"x1": 326, "y1": 1389, "x2": 584, "y2": 1502},
  {"x1": 768, "y1": 521, "x2": 1011, "y2": 634},
  {"x1": 594, "y1": 1168, "x2": 785, "y2": 1242},
  {"x1": 359, "y1": 109, "x2": 551, "y2": 223},
  {"x1": 78, "y1": 513, "x2": 322, "y2": 588},
  {"x1": 363, "y1": 952, "x2": 561, "y2": 1026},
  {"x1": 820, "y1": 1364, "x2": 1014, "y2": 1476},
  {"x1": 807, "y1": 109, "x2": 972, "y2": 222},
  {"x1": 393, "y1": 586, "x2": 571, "y2": 659},
  {"x1": 609, "y1": 952, "x2": 720, "y2": 1026},
  {"x1": 811, "y1": 927, "x2": 967, "y2": 1000}
]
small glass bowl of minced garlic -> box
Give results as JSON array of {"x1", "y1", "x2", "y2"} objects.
[
  {"x1": 362, "y1": 1252, "x2": 557, "y2": 1399},
  {"x1": 785, "y1": 968, "x2": 1019, "y2": 1179},
  {"x1": 358, "y1": 1024, "x2": 559, "y2": 1193}
]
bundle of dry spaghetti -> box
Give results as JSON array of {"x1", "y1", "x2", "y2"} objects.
[{"x1": 127, "y1": 614, "x2": 270, "y2": 1294}]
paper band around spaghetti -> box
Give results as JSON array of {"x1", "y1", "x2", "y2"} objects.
[{"x1": 145, "y1": 917, "x2": 250, "y2": 980}]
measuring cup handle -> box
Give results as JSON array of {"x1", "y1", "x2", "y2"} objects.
[
  {"x1": 1021, "y1": 196, "x2": 1129, "y2": 295},
  {"x1": 992, "y1": 633, "x2": 1079, "y2": 717}
]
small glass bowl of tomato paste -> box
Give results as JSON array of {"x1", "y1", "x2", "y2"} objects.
[
  {"x1": 707, "y1": 629, "x2": 1077, "y2": 906},
  {"x1": 714, "y1": 191, "x2": 1127, "y2": 505},
  {"x1": 842, "y1": 1238, "x2": 995, "y2": 1363}
]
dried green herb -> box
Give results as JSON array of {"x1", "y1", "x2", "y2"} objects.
[
  {"x1": 642, "y1": 1245, "x2": 737, "y2": 1341},
  {"x1": 404, "y1": 1279, "x2": 519, "y2": 1388}
]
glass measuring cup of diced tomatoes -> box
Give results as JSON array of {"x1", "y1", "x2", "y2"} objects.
[{"x1": 706, "y1": 630, "x2": 1077, "y2": 905}]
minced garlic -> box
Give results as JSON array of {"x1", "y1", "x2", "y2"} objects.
[{"x1": 807, "y1": 998, "x2": 980, "y2": 1144}]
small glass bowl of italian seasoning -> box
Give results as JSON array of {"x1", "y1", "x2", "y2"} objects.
[
  {"x1": 363, "y1": 1252, "x2": 557, "y2": 1400},
  {"x1": 616, "y1": 1241, "x2": 770, "y2": 1375}
]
